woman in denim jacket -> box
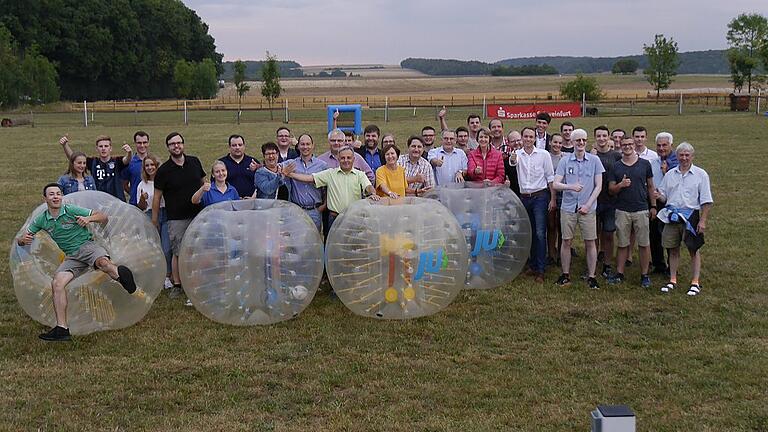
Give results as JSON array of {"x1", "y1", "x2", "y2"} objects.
[{"x1": 57, "y1": 151, "x2": 96, "y2": 195}]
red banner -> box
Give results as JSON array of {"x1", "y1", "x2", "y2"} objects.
[{"x1": 487, "y1": 103, "x2": 582, "y2": 120}]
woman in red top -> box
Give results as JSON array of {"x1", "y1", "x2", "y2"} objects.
[{"x1": 467, "y1": 128, "x2": 506, "y2": 184}]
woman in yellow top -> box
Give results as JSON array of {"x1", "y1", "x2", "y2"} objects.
[{"x1": 375, "y1": 144, "x2": 407, "y2": 198}]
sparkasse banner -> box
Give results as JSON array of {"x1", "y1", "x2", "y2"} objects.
[{"x1": 487, "y1": 103, "x2": 582, "y2": 120}]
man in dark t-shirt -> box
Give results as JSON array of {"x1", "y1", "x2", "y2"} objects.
[
  {"x1": 152, "y1": 132, "x2": 206, "y2": 301},
  {"x1": 607, "y1": 136, "x2": 657, "y2": 287},
  {"x1": 219, "y1": 134, "x2": 261, "y2": 198},
  {"x1": 59, "y1": 135, "x2": 132, "y2": 200},
  {"x1": 593, "y1": 126, "x2": 621, "y2": 278}
]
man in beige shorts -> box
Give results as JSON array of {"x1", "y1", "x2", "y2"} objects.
[
  {"x1": 607, "y1": 136, "x2": 657, "y2": 288},
  {"x1": 552, "y1": 129, "x2": 604, "y2": 289}
]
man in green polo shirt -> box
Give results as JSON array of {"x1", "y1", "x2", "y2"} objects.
[
  {"x1": 286, "y1": 146, "x2": 380, "y2": 229},
  {"x1": 16, "y1": 183, "x2": 138, "y2": 341}
]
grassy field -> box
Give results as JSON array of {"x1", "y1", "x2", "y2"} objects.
[{"x1": 0, "y1": 111, "x2": 767, "y2": 431}]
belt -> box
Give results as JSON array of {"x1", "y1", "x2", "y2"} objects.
[
  {"x1": 520, "y1": 189, "x2": 547, "y2": 198},
  {"x1": 299, "y1": 204, "x2": 320, "y2": 210}
]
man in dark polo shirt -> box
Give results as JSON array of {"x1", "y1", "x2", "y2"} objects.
[
  {"x1": 593, "y1": 125, "x2": 621, "y2": 279},
  {"x1": 152, "y1": 132, "x2": 205, "y2": 300},
  {"x1": 219, "y1": 134, "x2": 261, "y2": 198}
]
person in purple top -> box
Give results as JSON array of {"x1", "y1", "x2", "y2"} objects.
[
  {"x1": 318, "y1": 129, "x2": 374, "y2": 183},
  {"x1": 218, "y1": 134, "x2": 261, "y2": 198}
]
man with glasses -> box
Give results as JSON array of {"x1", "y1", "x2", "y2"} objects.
[
  {"x1": 420, "y1": 126, "x2": 437, "y2": 159},
  {"x1": 552, "y1": 129, "x2": 604, "y2": 289},
  {"x1": 607, "y1": 136, "x2": 657, "y2": 288},
  {"x1": 318, "y1": 129, "x2": 375, "y2": 237},
  {"x1": 275, "y1": 127, "x2": 299, "y2": 162},
  {"x1": 437, "y1": 107, "x2": 481, "y2": 150},
  {"x1": 152, "y1": 132, "x2": 205, "y2": 302},
  {"x1": 428, "y1": 129, "x2": 467, "y2": 186}
]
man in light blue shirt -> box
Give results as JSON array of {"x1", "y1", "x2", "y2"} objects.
[
  {"x1": 283, "y1": 133, "x2": 327, "y2": 231},
  {"x1": 648, "y1": 131, "x2": 679, "y2": 275},
  {"x1": 553, "y1": 128, "x2": 604, "y2": 289},
  {"x1": 428, "y1": 129, "x2": 467, "y2": 186}
]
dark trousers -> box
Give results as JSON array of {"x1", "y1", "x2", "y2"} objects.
[
  {"x1": 521, "y1": 192, "x2": 549, "y2": 274},
  {"x1": 649, "y1": 218, "x2": 667, "y2": 270}
]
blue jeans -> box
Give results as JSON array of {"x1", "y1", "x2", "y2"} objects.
[
  {"x1": 146, "y1": 208, "x2": 172, "y2": 275},
  {"x1": 305, "y1": 208, "x2": 322, "y2": 232},
  {"x1": 521, "y1": 192, "x2": 549, "y2": 274}
]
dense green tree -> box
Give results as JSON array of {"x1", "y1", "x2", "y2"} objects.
[
  {"x1": 644, "y1": 34, "x2": 679, "y2": 100},
  {"x1": 0, "y1": 24, "x2": 22, "y2": 108},
  {"x1": 19, "y1": 45, "x2": 60, "y2": 103},
  {"x1": 559, "y1": 73, "x2": 603, "y2": 101},
  {"x1": 261, "y1": 52, "x2": 282, "y2": 121},
  {"x1": 726, "y1": 13, "x2": 768, "y2": 92},
  {"x1": 173, "y1": 60, "x2": 194, "y2": 99},
  {"x1": 0, "y1": 0, "x2": 222, "y2": 100},
  {"x1": 233, "y1": 60, "x2": 250, "y2": 124},
  {"x1": 611, "y1": 58, "x2": 639, "y2": 74},
  {"x1": 192, "y1": 58, "x2": 218, "y2": 99}
]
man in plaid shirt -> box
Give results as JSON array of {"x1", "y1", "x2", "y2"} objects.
[{"x1": 397, "y1": 136, "x2": 435, "y2": 196}]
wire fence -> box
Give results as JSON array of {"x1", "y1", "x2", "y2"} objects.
[{"x1": 1, "y1": 93, "x2": 766, "y2": 129}]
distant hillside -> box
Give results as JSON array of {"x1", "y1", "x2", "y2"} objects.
[
  {"x1": 221, "y1": 60, "x2": 304, "y2": 80},
  {"x1": 400, "y1": 50, "x2": 729, "y2": 76},
  {"x1": 497, "y1": 50, "x2": 729, "y2": 74}
]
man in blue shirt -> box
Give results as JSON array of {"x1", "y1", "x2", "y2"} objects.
[
  {"x1": 122, "y1": 131, "x2": 150, "y2": 206},
  {"x1": 355, "y1": 124, "x2": 384, "y2": 175},
  {"x1": 219, "y1": 134, "x2": 261, "y2": 198},
  {"x1": 552, "y1": 129, "x2": 604, "y2": 289},
  {"x1": 284, "y1": 134, "x2": 327, "y2": 231}
]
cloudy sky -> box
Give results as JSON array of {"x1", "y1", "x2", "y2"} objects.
[{"x1": 184, "y1": 0, "x2": 767, "y2": 65}]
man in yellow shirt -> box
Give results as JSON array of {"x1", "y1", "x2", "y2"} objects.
[{"x1": 287, "y1": 146, "x2": 380, "y2": 229}]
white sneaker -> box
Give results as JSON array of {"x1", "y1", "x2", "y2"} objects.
[
  {"x1": 164, "y1": 277, "x2": 173, "y2": 290},
  {"x1": 184, "y1": 298, "x2": 193, "y2": 307}
]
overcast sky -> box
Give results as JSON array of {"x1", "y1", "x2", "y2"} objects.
[{"x1": 183, "y1": 0, "x2": 767, "y2": 65}]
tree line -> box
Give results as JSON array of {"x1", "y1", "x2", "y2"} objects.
[{"x1": 0, "y1": 0, "x2": 222, "y2": 107}]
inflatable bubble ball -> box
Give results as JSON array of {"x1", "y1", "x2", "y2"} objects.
[
  {"x1": 178, "y1": 199, "x2": 324, "y2": 325},
  {"x1": 325, "y1": 197, "x2": 468, "y2": 319},
  {"x1": 10, "y1": 191, "x2": 164, "y2": 335},
  {"x1": 424, "y1": 182, "x2": 532, "y2": 289}
]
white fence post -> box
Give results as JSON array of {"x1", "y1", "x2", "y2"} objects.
[{"x1": 84, "y1": 100, "x2": 88, "y2": 127}]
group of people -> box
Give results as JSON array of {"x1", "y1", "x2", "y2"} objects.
[{"x1": 21, "y1": 109, "x2": 713, "y2": 341}]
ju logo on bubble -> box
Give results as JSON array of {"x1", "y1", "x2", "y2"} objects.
[
  {"x1": 471, "y1": 229, "x2": 505, "y2": 257},
  {"x1": 413, "y1": 249, "x2": 448, "y2": 281}
]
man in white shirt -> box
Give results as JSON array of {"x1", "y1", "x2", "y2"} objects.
[
  {"x1": 632, "y1": 126, "x2": 659, "y2": 162},
  {"x1": 429, "y1": 129, "x2": 467, "y2": 185},
  {"x1": 655, "y1": 142, "x2": 713, "y2": 297},
  {"x1": 511, "y1": 127, "x2": 556, "y2": 283}
]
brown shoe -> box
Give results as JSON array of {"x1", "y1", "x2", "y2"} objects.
[
  {"x1": 534, "y1": 273, "x2": 545, "y2": 283},
  {"x1": 524, "y1": 268, "x2": 537, "y2": 277}
]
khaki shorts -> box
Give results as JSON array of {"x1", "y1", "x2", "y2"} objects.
[
  {"x1": 560, "y1": 210, "x2": 597, "y2": 241},
  {"x1": 56, "y1": 241, "x2": 110, "y2": 279},
  {"x1": 662, "y1": 222, "x2": 686, "y2": 249},
  {"x1": 168, "y1": 218, "x2": 193, "y2": 256},
  {"x1": 615, "y1": 209, "x2": 650, "y2": 248}
]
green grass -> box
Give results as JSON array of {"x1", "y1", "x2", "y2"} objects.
[{"x1": 0, "y1": 111, "x2": 767, "y2": 431}]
